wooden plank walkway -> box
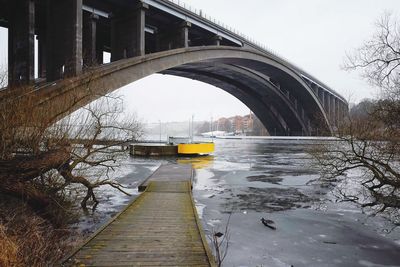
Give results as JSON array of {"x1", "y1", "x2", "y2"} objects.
[
  {"x1": 63, "y1": 164, "x2": 215, "y2": 267},
  {"x1": 138, "y1": 164, "x2": 193, "y2": 192}
]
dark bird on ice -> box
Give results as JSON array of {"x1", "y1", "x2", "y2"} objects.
[
  {"x1": 261, "y1": 217, "x2": 276, "y2": 230},
  {"x1": 214, "y1": 232, "x2": 224, "y2": 238}
]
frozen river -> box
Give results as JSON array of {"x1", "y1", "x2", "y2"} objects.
[{"x1": 77, "y1": 138, "x2": 400, "y2": 267}]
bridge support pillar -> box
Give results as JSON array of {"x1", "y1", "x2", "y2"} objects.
[
  {"x1": 83, "y1": 13, "x2": 99, "y2": 67},
  {"x1": 8, "y1": 0, "x2": 35, "y2": 86},
  {"x1": 46, "y1": 0, "x2": 83, "y2": 81},
  {"x1": 336, "y1": 98, "x2": 341, "y2": 127},
  {"x1": 312, "y1": 84, "x2": 319, "y2": 97},
  {"x1": 325, "y1": 93, "x2": 331, "y2": 124},
  {"x1": 338, "y1": 100, "x2": 348, "y2": 125},
  {"x1": 339, "y1": 103, "x2": 345, "y2": 121},
  {"x1": 212, "y1": 35, "x2": 222, "y2": 46},
  {"x1": 331, "y1": 96, "x2": 336, "y2": 128},
  {"x1": 178, "y1": 21, "x2": 191, "y2": 48},
  {"x1": 318, "y1": 89, "x2": 325, "y2": 109},
  {"x1": 157, "y1": 21, "x2": 191, "y2": 51},
  {"x1": 37, "y1": 32, "x2": 46, "y2": 79},
  {"x1": 111, "y1": 2, "x2": 149, "y2": 61}
]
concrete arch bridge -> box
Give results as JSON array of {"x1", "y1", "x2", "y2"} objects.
[{"x1": 0, "y1": 0, "x2": 348, "y2": 136}]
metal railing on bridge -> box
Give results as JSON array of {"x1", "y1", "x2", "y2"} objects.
[{"x1": 165, "y1": 0, "x2": 346, "y2": 103}]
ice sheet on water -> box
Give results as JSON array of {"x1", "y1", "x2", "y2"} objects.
[{"x1": 359, "y1": 260, "x2": 400, "y2": 267}]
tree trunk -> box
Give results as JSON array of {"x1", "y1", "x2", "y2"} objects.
[
  {"x1": 0, "y1": 149, "x2": 70, "y2": 181},
  {"x1": 0, "y1": 149, "x2": 70, "y2": 209}
]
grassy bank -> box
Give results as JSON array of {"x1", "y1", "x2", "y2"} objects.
[{"x1": 0, "y1": 195, "x2": 82, "y2": 266}]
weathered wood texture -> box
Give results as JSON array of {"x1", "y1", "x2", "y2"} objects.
[
  {"x1": 63, "y1": 164, "x2": 214, "y2": 267},
  {"x1": 138, "y1": 164, "x2": 193, "y2": 192}
]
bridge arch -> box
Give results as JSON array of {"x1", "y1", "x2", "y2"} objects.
[{"x1": 34, "y1": 46, "x2": 336, "y2": 135}]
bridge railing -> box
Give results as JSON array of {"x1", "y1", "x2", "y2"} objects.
[
  {"x1": 165, "y1": 0, "x2": 275, "y2": 52},
  {"x1": 165, "y1": 0, "x2": 347, "y2": 104}
]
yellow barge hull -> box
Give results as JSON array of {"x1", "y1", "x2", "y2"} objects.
[{"x1": 177, "y1": 143, "x2": 215, "y2": 155}]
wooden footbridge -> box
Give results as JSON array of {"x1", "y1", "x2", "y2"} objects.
[{"x1": 63, "y1": 164, "x2": 216, "y2": 266}]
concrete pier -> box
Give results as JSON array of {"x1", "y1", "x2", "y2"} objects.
[
  {"x1": 130, "y1": 144, "x2": 178, "y2": 157},
  {"x1": 83, "y1": 12, "x2": 99, "y2": 67},
  {"x1": 111, "y1": 2, "x2": 148, "y2": 61},
  {"x1": 8, "y1": 0, "x2": 35, "y2": 86},
  {"x1": 46, "y1": 0, "x2": 83, "y2": 81}
]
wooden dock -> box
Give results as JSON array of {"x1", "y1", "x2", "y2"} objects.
[
  {"x1": 138, "y1": 164, "x2": 194, "y2": 192},
  {"x1": 63, "y1": 164, "x2": 215, "y2": 267}
]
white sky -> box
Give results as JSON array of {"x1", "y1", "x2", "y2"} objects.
[{"x1": 1, "y1": 0, "x2": 400, "y2": 123}]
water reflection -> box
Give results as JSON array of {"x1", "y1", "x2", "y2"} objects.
[{"x1": 177, "y1": 155, "x2": 214, "y2": 169}]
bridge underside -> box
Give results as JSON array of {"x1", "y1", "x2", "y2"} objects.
[
  {"x1": 161, "y1": 62, "x2": 309, "y2": 136},
  {"x1": 2, "y1": 47, "x2": 339, "y2": 136}
]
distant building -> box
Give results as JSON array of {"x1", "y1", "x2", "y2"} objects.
[
  {"x1": 242, "y1": 113, "x2": 254, "y2": 133},
  {"x1": 227, "y1": 112, "x2": 268, "y2": 135},
  {"x1": 196, "y1": 112, "x2": 269, "y2": 136},
  {"x1": 228, "y1": 115, "x2": 242, "y2": 133},
  {"x1": 216, "y1": 117, "x2": 231, "y2": 132}
]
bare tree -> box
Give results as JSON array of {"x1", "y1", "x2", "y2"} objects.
[
  {"x1": 314, "y1": 110, "x2": 400, "y2": 219},
  {"x1": 313, "y1": 13, "x2": 400, "y2": 224},
  {"x1": 54, "y1": 95, "x2": 143, "y2": 208},
  {"x1": 344, "y1": 12, "x2": 400, "y2": 99},
  {"x1": 0, "y1": 80, "x2": 143, "y2": 210}
]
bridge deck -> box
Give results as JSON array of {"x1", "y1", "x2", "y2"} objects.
[{"x1": 63, "y1": 164, "x2": 215, "y2": 267}]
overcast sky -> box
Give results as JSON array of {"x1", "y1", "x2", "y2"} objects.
[{"x1": 1, "y1": 0, "x2": 400, "y2": 123}]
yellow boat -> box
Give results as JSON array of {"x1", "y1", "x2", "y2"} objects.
[{"x1": 177, "y1": 142, "x2": 215, "y2": 155}]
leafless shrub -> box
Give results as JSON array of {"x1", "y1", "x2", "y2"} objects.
[{"x1": 208, "y1": 214, "x2": 231, "y2": 266}]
